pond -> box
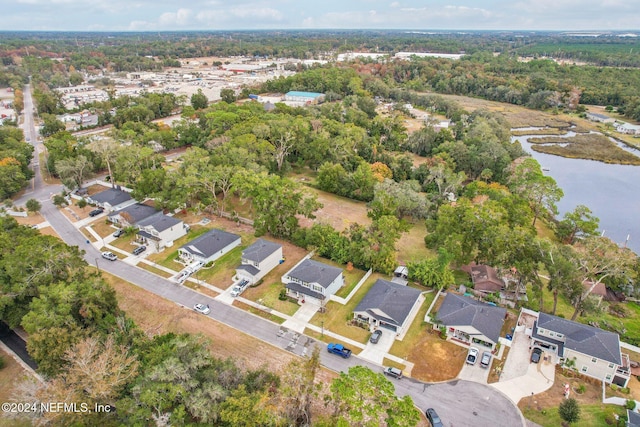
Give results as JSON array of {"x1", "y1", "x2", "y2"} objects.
[{"x1": 512, "y1": 131, "x2": 640, "y2": 255}]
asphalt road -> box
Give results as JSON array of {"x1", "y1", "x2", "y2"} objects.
[
  {"x1": 0, "y1": 323, "x2": 37, "y2": 370},
  {"x1": 15, "y1": 89, "x2": 524, "y2": 426}
]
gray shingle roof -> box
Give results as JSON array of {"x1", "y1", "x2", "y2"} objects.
[
  {"x1": 286, "y1": 282, "x2": 325, "y2": 300},
  {"x1": 180, "y1": 229, "x2": 240, "y2": 259},
  {"x1": 286, "y1": 259, "x2": 342, "y2": 289},
  {"x1": 109, "y1": 203, "x2": 158, "y2": 224},
  {"x1": 628, "y1": 410, "x2": 640, "y2": 427},
  {"x1": 436, "y1": 293, "x2": 506, "y2": 344},
  {"x1": 137, "y1": 214, "x2": 182, "y2": 232},
  {"x1": 242, "y1": 239, "x2": 282, "y2": 263},
  {"x1": 537, "y1": 312, "x2": 621, "y2": 365},
  {"x1": 89, "y1": 188, "x2": 131, "y2": 206},
  {"x1": 354, "y1": 279, "x2": 422, "y2": 327}
]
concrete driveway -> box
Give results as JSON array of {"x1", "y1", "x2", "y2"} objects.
[
  {"x1": 358, "y1": 328, "x2": 396, "y2": 365},
  {"x1": 458, "y1": 355, "x2": 491, "y2": 383},
  {"x1": 491, "y1": 328, "x2": 555, "y2": 403}
]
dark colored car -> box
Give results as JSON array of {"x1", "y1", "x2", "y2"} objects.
[
  {"x1": 113, "y1": 228, "x2": 125, "y2": 238},
  {"x1": 425, "y1": 408, "x2": 443, "y2": 427},
  {"x1": 370, "y1": 329, "x2": 382, "y2": 344},
  {"x1": 383, "y1": 367, "x2": 403, "y2": 379},
  {"x1": 132, "y1": 245, "x2": 146, "y2": 255},
  {"x1": 531, "y1": 347, "x2": 543, "y2": 364},
  {"x1": 89, "y1": 207, "x2": 104, "y2": 217}
]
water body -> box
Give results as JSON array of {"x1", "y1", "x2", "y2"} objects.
[{"x1": 511, "y1": 131, "x2": 640, "y2": 255}]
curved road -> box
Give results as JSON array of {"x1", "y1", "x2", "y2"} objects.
[{"x1": 19, "y1": 84, "x2": 525, "y2": 427}]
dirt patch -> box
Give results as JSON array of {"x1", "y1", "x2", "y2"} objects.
[
  {"x1": 13, "y1": 212, "x2": 45, "y2": 226},
  {"x1": 408, "y1": 330, "x2": 467, "y2": 382},
  {"x1": 300, "y1": 187, "x2": 371, "y2": 232},
  {"x1": 0, "y1": 348, "x2": 34, "y2": 405}
]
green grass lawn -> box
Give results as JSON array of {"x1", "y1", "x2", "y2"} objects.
[
  {"x1": 308, "y1": 273, "x2": 386, "y2": 344},
  {"x1": 249, "y1": 280, "x2": 301, "y2": 316},
  {"x1": 388, "y1": 290, "x2": 435, "y2": 358},
  {"x1": 396, "y1": 221, "x2": 434, "y2": 264},
  {"x1": 522, "y1": 403, "x2": 626, "y2": 427},
  {"x1": 233, "y1": 300, "x2": 286, "y2": 324},
  {"x1": 136, "y1": 263, "x2": 174, "y2": 278}
]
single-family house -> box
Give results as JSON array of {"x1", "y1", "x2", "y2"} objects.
[
  {"x1": 586, "y1": 112, "x2": 615, "y2": 124},
  {"x1": 86, "y1": 188, "x2": 134, "y2": 212},
  {"x1": 461, "y1": 263, "x2": 526, "y2": 305},
  {"x1": 616, "y1": 122, "x2": 640, "y2": 136},
  {"x1": 531, "y1": 312, "x2": 630, "y2": 386},
  {"x1": 108, "y1": 203, "x2": 159, "y2": 227},
  {"x1": 178, "y1": 229, "x2": 241, "y2": 265},
  {"x1": 353, "y1": 278, "x2": 423, "y2": 338},
  {"x1": 282, "y1": 259, "x2": 343, "y2": 305},
  {"x1": 136, "y1": 214, "x2": 187, "y2": 251},
  {"x1": 435, "y1": 293, "x2": 506, "y2": 350},
  {"x1": 236, "y1": 239, "x2": 283, "y2": 284}
]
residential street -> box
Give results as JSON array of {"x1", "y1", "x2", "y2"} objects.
[{"x1": 15, "y1": 85, "x2": 525, "y2": 426}]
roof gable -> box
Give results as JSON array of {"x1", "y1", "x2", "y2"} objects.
[
  {"x1": 354, "y1": 279, "x2": 422, "y2": 327},
  {"x1": 109, "y1": 203, "x2": 159, "y2": 224},
  {"x1": 287, "y1": 259, "x2": 342, "y2": 288},
  {"x1": 242, "y1": 239, "x2": 282, "y2": 263},
  {"x1": 537, "y1": 312, "x2": 621, "y2": 365},
  {"x1": 179, "y1": 229, "x2": 240, "y2": 258},
  {"x1": 138, "y1": 214, "x2": 182, "y2": 232},
  {"x1": 436, "y1": 293, "x2": 506, "y2": 343},
  {"x1": 89, "y1": 188, "x2": 132, "y2": 205}
]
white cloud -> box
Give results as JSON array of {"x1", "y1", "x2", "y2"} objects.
[
  {"x1": 229, "y1": 6, "x2": 284, "y2": 21},
  {"x1": 159, "y1": 8, "x2": 193, "y2": 26},
  {"x1": 390, "y1": 1, "x2": 400, "y2": 7}
]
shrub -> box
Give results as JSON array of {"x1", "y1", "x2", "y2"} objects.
[
  {"x1": 626, "y1": 399, "x2": 636, "y2": 410},
  {"x1": 77, "y1": 198, "x2": 87, "y2": 209},
  {"x1": 278, "y1": 289, "x2": 287, "y2": 301},
  {"x1": 26, "y1": 198, "x2": 41, "y2": 213},
  {"x1": 577, "y1": 384, "x2": 586, "y2": 394}
]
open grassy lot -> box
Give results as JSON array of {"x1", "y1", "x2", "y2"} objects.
[
  {"x1": 299, "y1": 187, "x2": 371, "y2": 232},
  {"x1": 308, "y1": 273, "x2": 386, "y2": 344},
  {"x1": 396, "y1": 220, "x2": 434, "y2": 264}
]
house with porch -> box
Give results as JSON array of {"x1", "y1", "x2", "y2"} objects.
[
  {"x1": 136, "y1": 214, "x2": 187, "y2": 251},
  {"x1": 282, "y1": 259, "x2": 343, "y2": 305},
  {"x1": 531, "y1": 312, "x2": 630, "y2": 387},
  {"x1": 178, "y1": 229, "x2": 241, "y2": 265},
  {"x1": 86, "y1": 187, "x2": 134, "y2": 212},
  {"x1": 353, "y1": 278, "x2": 423, "y2": 338},
  {"x1": 235, "y1": 239, "x2": 283, "y2": 285},
  {"x1": 434, "y1": 293, "x2": 506, "y2": 351}
]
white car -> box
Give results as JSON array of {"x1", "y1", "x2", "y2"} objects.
[
  {"x1": 101, "y1": 251, "x2": 117, "y2": 261},
  {"x1": 230, "y1": 279, "x2": 250, "y2": 297},
  {"x1": 466, "y1": 347, "x2": 479, "y2": 365},
  {"x1": 193, "y1": 303, "x2": 211, "y2": 315}
]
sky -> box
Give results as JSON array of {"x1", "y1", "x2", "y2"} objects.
[{"x1": 4, "y1": 0, "x2": 640, "y2": 32}]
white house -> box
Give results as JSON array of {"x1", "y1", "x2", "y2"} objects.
[
  {"x1": 178, "y1": 229, "x2": 241, "y2": 265},
  {"x1": 586, "y1": 112, "x2": 615, "y2": 124},
  {"x1": 108, "y1": 203, "x2": 159, "y2": 227},
  {"x1": 86, "y1": 188, "x2": 134, "y2": 212},
  {"x1": 434, "y1": 293, "x2": 506, "y2": 351},
  {"x1": 136, "y1": 214, "x2": 187, "y2": 251},
  {"x1": 531, "y1": 312, "x2": 630, "y2": 387},
  {"x1": 353, "y1": 278, "x2": 423, "y2": 337},
  {"x1": 616, "y1": 122, "x2": 640, "y2": 135},
  {"x1": 235, "y1": 239, "x2": 283, "y2": 284},
  {"x1": 282, "y1": 259, "x2": 343, "y2": 305}
]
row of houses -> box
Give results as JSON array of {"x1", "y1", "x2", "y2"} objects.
[
  {"x1": 586, "y1": 112, "x2": 640, "y2": 136},
  {"x1": 433, "y1": 292, "x2": 631, "y2": 387}
]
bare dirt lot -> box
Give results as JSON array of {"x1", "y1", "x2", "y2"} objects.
[
  {"x1": 300, "y1": 187, "x2": 371, "y2": 232},
  {"x1": 408, "y1": 330, "x2": 467, "y2": 382}
]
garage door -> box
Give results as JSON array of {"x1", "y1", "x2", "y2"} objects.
[{"x1": 379, "y1": 322, "x2": 397, "y2": 332}]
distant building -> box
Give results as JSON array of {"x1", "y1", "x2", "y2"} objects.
[
  {"x1": 585, "y1": 112, "x2": 615, "y2": 123},
  {"x1": 616, "y1": 122, "x2": 640, "y2": 135},
  {"x1": 284, "y1": 91, "x2": 325, "y2": 104}
]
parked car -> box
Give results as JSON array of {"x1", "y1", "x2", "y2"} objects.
[
  {"x1": 369, "y1": 329, "x2": 382, "y2": 344},
  {"x1": 132, "y1": 245, "x2": 146, "y2": 255},
  {"x1": 425, "y1": 408, "x2": 443, "y2": 427},
  {"x1": 230, "y1": 279, "x2": 250, "y2": 297},
  {"x1": 112, "y1": 228, "x2": 125, "y2": 238},
  {"x1": 466, "y1": 347, "x2": 479, "y2": 365},
  {"x1": 89, "y1": 207, "x2": 104, "y2": 217},
  {"x1": 531, "y1": 347, "x2": 543, "y2": 364},
  {"x1": 101, "y1": 251, "x2": 117, "y2": 261},
  {"x1": 383, "y1": 367, "x2": 403, "y2": 379},
  {"x1": 480, "y1": 351, "x2": 492, "y2": 368},
  {"x1": 193, "y1": 303, "x2": 211, "y2": 315}
]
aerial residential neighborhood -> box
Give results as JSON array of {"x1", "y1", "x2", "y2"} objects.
[{"x1": 2, "y1": 25, "x2": 640, "y2": 427}]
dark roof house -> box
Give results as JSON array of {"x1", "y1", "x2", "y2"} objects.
[
  {"x1": 534, "y1": 312, "x2": 622, "y2": 365},
  {"x1": 241, "y1": 239, "x2": 282, "y2": 264},
  {"x1": 137, "y1": 214, "x2": 182, "y2": 232},
  {"x1": 353, "y1": 279, "x2": 422, "y2": 333},
  {"x1": 179, "y1": 229, "x2": 241, "y2": 261},
  {"x1": 108, "y1": 203, "x2": 159, "y2": 225},
  {"x1": 436, "y1": 293, "x2": 506, "y2": 345},
  {"x1": 462, "y1": 264, "x2": 504, "y2": 293},
  {"x1": 88, "y1": 188, "x2": 132, "y2": 208},
  {"x1": 286, "y1": 259, "x2": 342, "y2": 289}
]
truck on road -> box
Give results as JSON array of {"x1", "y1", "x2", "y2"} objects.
[{"x1": 327, "y1": 343, "x2": 352, "y2": 358}]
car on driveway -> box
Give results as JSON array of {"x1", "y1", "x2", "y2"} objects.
[
  {"x1": 230, "y1": 279, "x2": 250, "y2": 297},
  {"x1": 193, "y1": 303, "x2": 211, "y2": 315},
  {"x1": 480, "y1": 351, "x2": 492, "y2": 368},
  {"x1": 531, "y1": 347, "x2": 543, "y2": 364},
  {"x1": 101, "y1": 251, "x2": 117, "y2": 261},
  {"x1": 466, "y1": 347, "x2": 479, "y2": 365},
  {"x1": 425, "y1": 407, "x2": 443, "y2": 427},
  {"x1": 370, "y1": 329, "x2": 383, "y2": 344},
  {"x1": 89, "y1": 207, "x2": 104, "y2": 217},
  {"x1": 113, "y1": 228, "x2": 125, "y2": 238},
  {"x1": 383, "y1": 367, "x2": 403, "y2": 379},
  {"x1": 132, "y1": 245, "x2": 146, "y2": 255}
]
